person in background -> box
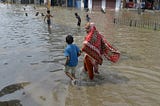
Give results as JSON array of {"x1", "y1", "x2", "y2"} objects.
[
  {"x1": 64, "y1": 35, "x2": 81, "y2": 85},
  {"x1": 75, "y1": 13, "x2": 81, "y2": 27},
  {"x1": 86, "y1": 14, "x2": 91, "y2": 22},
  {"x1": 44, "y1": 10, "x2": 53, "y2": 30}
]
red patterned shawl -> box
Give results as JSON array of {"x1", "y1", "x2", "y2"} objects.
[{"x1": 82, "y1": 26, "x2": 120, "y2": 65}]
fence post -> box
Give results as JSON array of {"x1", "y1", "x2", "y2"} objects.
[
  {"x1": 130, "y1": 20, "x2": 132, "y2": 26},
  {"x1": 134, "y1": 20, "x2": 137, "y2": 27},
  {"x1": 154, "y1": 22, "x2": 157, "y2": 30},
  {"x1": 113, "y1": 18, "x2": 116, "y2": 24}
]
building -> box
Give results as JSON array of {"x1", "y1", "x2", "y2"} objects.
[
  {"x1": 64, "y1": 0, "x2": 121, "y2": 11},
  {"x1": 125, "y1": 0, "x2": 160, "y2": 10},
  {"x1": 7, "y1": 0, "x2": 160, "y2": 10},
  {"x1": 83, "y1": 0, "x2": 121, "y2": 11},
  {"x1": 18, "y1": 0, "x2": 121, "y2": 11}
]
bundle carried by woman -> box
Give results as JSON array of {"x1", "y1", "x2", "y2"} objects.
[{"x1": 82, "y1": 23, "x2": 120, "y2": 65}]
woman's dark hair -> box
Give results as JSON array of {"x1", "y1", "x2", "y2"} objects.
[{"x1": 66, "y1": 35, "x2": 73, "y2": 44}]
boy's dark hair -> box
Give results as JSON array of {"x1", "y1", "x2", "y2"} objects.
[
  {"x1": 47, "y1": 10, "x2": 50, "y2": 14},
  {"x1": 75, "y1": 13, "x2": 78, "y2": 16},
  {"x1": 66, "y1": 35, "x2": 73, "y2": 44},
  {"x1": 86, "y1": 14, "x2": 88, "y2": 17}
]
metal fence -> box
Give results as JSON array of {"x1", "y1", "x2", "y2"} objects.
[
  {"x1": 112, "y1": 10, "x2": 160, "y2": 31},
  {"x1": 113, "y1": 17, "x2": 160, "y2": 31}
]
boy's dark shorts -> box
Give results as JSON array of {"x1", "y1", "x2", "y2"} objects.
[
  {"x1": 77, "y1": 21, "x2": 81, "y2": 26},
  {"x1": 47, "y1": 20, "x2": 51, "y2": 25}
]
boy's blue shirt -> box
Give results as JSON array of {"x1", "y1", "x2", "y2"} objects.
[{"x1": 64, "y1": 44, "x2": 80, "y2": 67}]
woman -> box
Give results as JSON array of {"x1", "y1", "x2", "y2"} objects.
[{"x1": 82, "y1": 22, "x2": 120, "y2": 80}]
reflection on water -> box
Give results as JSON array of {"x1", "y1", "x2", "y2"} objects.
[
  {"x1": 0, "y1": 99, "x2": 22, "y2": 106},
  {"x1": 0, "y1": 3, "x2": 160, "y2": 106},
  {"x1": 0, "y1": 82, "x2": 30, "y2": 97}
]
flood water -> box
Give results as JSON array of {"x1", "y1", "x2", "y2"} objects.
[{"x1": 0, "y1": 3, "x2": 160, "y2": 106}]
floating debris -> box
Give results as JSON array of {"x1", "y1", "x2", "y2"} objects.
[
  {"x1": 30, "y1": 63, "x2": 39, "y2": 65},
  {"x1": 25, "y1": 13, "x2": 28, "y2": 16},
  {"x1": 35, "y1": 12, "x2": 39, "y2": 16},
  {"x1": 49, "y1": 69, "x2": 62, "y2": 72},
  {"x1": 41, "y1": 60, "x2": 55, "y2": 63},
  {"x1": 41, "y1": 13, "x2": 44, "y2": 16},
  {"x1": 39, "y1": 96, "x2": 46, "y2": 101}
]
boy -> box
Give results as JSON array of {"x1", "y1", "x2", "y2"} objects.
[
  {"x1": 64, "y1": 35, "x2": 81, "y2": 85},
  {"x1": 86, "y1": 14, "x2": 91, "y2": 22},
  {"x1": 75, "y1": 13, "x2": 81, "y2": 27},
  {"x1": 44, "y1": 10, "x2": 53, "y2": 30}
]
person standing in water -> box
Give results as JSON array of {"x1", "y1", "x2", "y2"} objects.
[
  {"x1": 86, "y1": 14, "x2": 91, "y2": 22},
  {"x1": 64, "y1": 35, "x2": 81, "y2": 85},
  {"x1": 44, "y1": 10, "x2": 53, "y2": 30},
  {"x1": 75, "y1": 13, "x2": 81, "y2": 27},
  {"x1": 82, "y1": 22, "x2": 120, "y2": 80}
]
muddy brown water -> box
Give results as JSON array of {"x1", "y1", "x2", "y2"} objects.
[{"x1": 0, "y1": 3, "x2": 160, "y2": 106}]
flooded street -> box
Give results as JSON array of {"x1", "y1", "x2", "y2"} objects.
[{"x1": 0, "y1": 3, "x2": 160, "y2": 106}]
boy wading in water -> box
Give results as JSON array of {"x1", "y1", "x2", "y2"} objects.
[
  {"x1": 44, "y1": 10, "x2": 53, "y2": 30},
  {"x1": 64, "y1": 35, "x2": 81, "y2": 85},
  {"x1": 86, "y1": 14, "x2": 91, "y2": 22},
  {"x1": 75, "y1": 13, "x2": 81, "y2": 27}
]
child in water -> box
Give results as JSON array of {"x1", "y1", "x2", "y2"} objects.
[
  {"x1": 44, "y1": 10, "x2": 53, "y2": 29},
  {"x1": 86, "y1": 14, "x2": 91, "y2": 22},
  {"x1": 75, "y1": 13, "x2": 81, "y2": 27},
  {"x1": 64, "y1": 35, "x2": 81, "y2": 85}
]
